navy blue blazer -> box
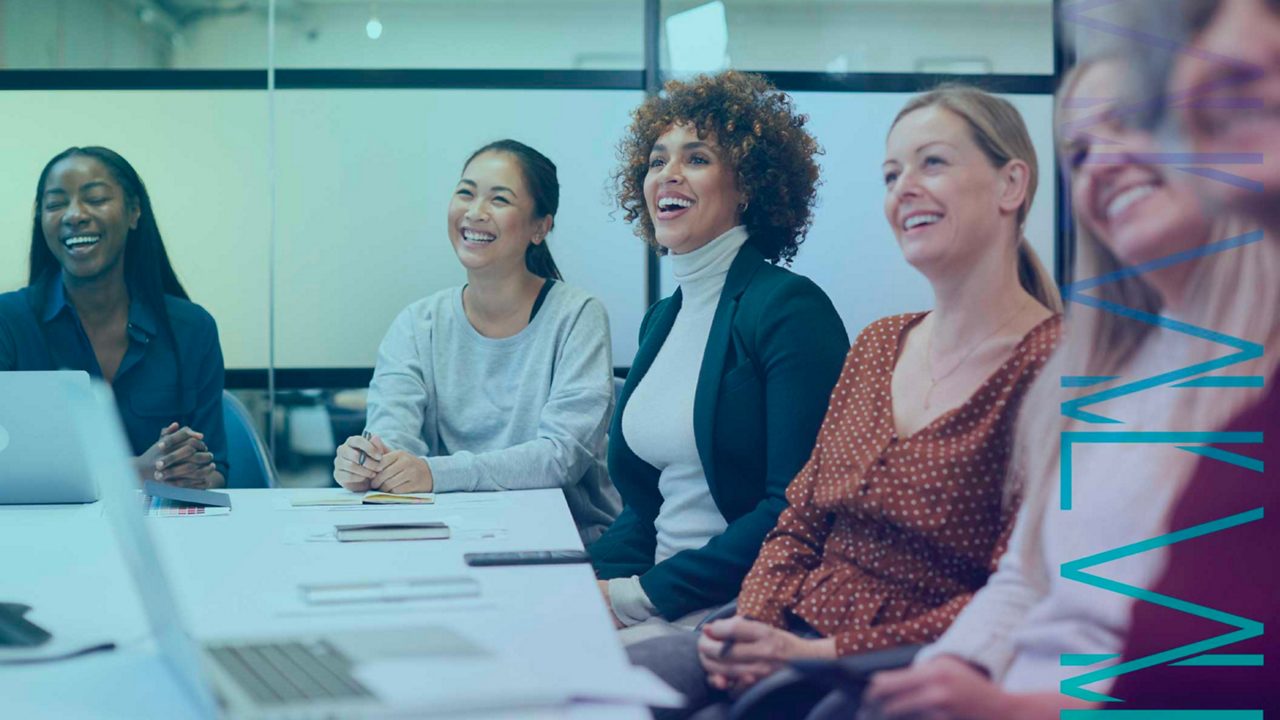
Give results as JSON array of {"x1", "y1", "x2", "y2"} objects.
[{"x1": 591, "y1": 243, "x2": 849, "y2": 619}]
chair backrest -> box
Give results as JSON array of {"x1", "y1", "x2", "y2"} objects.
[{"x1": 222, "y1": 391, "x2": 276, "y2": 488}]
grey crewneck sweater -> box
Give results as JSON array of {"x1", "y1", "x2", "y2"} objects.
[
  {"x1": 365, "y1": 282, "x2": 621, "y2": 542},
  {"x1": 609, "y1": 225, "x2": 748, "y2": 625}
]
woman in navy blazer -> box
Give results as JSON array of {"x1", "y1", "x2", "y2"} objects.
[{"x1": 590, "y1": 71, "x2": 849, "y2": 642}]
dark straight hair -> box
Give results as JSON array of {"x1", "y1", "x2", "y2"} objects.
[
  {"x1": 30, "y1": 146, "x2": 191, "y2": 402},
  {"x1": 463, "y1": 139, "x2": 563, "y2": 281},
  {"x1": 30, "y1": 146, "x2": 189, "y2": 299}
]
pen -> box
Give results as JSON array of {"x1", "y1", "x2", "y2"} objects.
[
  {"x1": 716, "y1": 614, "x2": 759, "y2": 658},
  {"x1": 357, "y1": 430, "x2": 371, "y2": 467}
]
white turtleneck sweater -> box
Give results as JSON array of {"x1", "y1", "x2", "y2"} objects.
[{"x1": 608, "y1": 225, "x2": 748, "y2": 626}]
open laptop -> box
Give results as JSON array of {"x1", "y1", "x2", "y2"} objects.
[
  {"x1": 73, "y1": 380, "x2": 587, "y2": 719},
  {"x1": 0, "y1": 371, "x2": 97, "y2": 504}
]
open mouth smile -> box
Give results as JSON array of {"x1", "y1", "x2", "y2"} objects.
[
  {"x1": 655, "y1": 192, "x2": 695, "y2": 221},
  {"x1": 901, "y1": 212, "x2": 943, "y2": 233},
  {"x1": 62, "y1": 234, "x2": 101, "y2": 255},
  {"x1": 460, "y1": 228, "x2": 497, "y2": 245}
]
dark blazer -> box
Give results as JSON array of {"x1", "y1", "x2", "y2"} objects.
[{"x1": 591, "y1": 243, "x2": 849, "y2": 620}]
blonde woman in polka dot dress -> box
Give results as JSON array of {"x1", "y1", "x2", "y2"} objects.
[
  {"x1": 860, "y1": 22, "x2": 1280, "y2": 720},
  {"x1": 627, "y1": 85, "x2": 1062, "y2": 718}
]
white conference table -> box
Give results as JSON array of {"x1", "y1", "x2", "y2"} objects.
[{"x1": 0, "y1": 488, "x2": 651, "y2": 719}]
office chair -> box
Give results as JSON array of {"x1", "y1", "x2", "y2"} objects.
[{"x1": 222, "y1": 391, "x2": 277, "y2": 489}]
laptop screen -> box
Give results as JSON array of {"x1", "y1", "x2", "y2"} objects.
[
  {"x1": 73, "y1": 381, "x2": 222, "y2": 719},
  {"x1": 0, "y1": 371, "x2": 97, "y2": 504}
]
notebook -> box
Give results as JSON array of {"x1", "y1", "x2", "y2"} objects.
[
  {"x1": 291, "y1": 492, "x2": 435, "y2": 508},
  {"x1": 335, "y1": 522, "x2": 450, "y2": 542}
]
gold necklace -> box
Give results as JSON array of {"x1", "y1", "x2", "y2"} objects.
[{"x1": 923, "y1": 301, "x2": 1029, "y2": 410}]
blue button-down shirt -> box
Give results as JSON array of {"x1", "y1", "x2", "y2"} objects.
[{"x1": 0, "y1": 274, "x2": 227, "y2": 475}]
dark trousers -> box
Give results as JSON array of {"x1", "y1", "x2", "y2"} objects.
[
  {"x1": 627, "y1": 631, "x2": 729, "y2": 720},
  {"x1": 626, "y1": 616, "x2": 828, "y2": 720}
]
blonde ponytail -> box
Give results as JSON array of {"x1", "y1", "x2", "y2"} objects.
[{"x1": 1017, "y1": 237, "x2": 1063, "y2": 313}]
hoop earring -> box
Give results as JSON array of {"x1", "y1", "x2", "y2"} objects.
[{"x1": 737, "y1": 201, "x2": 749, "y2": 214}]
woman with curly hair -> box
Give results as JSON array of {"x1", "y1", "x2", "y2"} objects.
[
  {"x1": 589, "y1": 71, "x2": 849, "y2": 645},
  {"x1": 631, "y1": 84, "x2": 1064, "y2": 719}
]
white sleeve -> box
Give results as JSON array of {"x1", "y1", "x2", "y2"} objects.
[
  {"x1": 914, "y1": 497, "x2": 1050, "y2": 679},
  {"x1": 608, "y1": 575, "x2": 659, "y2": 627}
]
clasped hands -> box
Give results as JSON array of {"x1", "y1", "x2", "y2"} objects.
[
  {"x1": 333, "y1": 433, "x2": 434, "y2": 493},
  {"x1": 697, "y1": 621, "x2": 1009, "y2": 718},
  {"x1": 137, "y1": 422, "x2": 222, "y2": 489},
  {"x1": 696, "y1": 615, "x2": 837, "y2": 693}
]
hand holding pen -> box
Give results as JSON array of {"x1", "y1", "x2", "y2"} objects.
[
  {"x1": 356, "y1": 430, "x2": 372, "y2": 467},
  {"x1": 332, "y1": 430, "x2": 387, "y2": 492},
  {"x1": 696, "y1": 614, "x2": 835, "y2": 692}
]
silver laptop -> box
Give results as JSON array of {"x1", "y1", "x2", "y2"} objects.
[
  {"x1": 72, "y1": 381, "x2": 568, "y2": 719},
  {"x1": 0, "y1": 371, "x2": 97, "y2": 504}
]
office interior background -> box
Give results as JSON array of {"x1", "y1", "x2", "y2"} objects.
[{"x1": 0, "y1": 0, "x2": 1060, "y2": 487}]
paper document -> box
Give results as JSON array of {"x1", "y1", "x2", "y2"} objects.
[
  {"x1": 299, "y1": 576, "x2": 480, "y2": 606},
  {"x1": 290, "y1": 491, "x2": 435, "y2": 507}
]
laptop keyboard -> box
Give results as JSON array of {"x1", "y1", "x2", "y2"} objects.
[{"x1": 208, "y1": 640, "x2": 375, "y2": 706}]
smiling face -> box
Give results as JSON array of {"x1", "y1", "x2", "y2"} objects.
[
  {"x1": 40, "y1": 155, "x2": 139, "y2": 285},
  {"x1": 1063, "y1": 60, "x2": 1210, "y2": 270},
  {"x1": 642, "y1": 123, "x2": 745, "y2": 255},
  {"x1": 882, "y1": 106, "x2": 1018, "y2": 276},
  {"x1": 1172, "y1": 0, "x2": 1280, "y2": 220},
  {"x1": 447, "y1": 151, "x2": 549, "y2": 275}
]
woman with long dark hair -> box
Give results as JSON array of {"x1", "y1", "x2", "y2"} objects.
[
  {"x1": 0, "y1": 146, "x2": 227, "y2": 488},
  {"x1": 332, "y1": 139, "x2": 620, "y2": 542}
]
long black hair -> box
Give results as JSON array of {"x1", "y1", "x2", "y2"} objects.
[
  {"x1": 30, "y1": 146, "x2": 191, "y2": 401},
  {"x1": 30, "y1": 146, "x2": 189, "y2": 301},
  {"x1": 463, "y1": 140, "x2": 563, "y2": 281}
]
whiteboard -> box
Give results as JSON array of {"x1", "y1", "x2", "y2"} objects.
[
  {"x1": 0, "y1": 89, "x2": 648, "y2": 371},
  {"x1": 0, "y1": 88, "x2": 1054, "y2": 373},
  {"x1": 271, "y1": 89, "x2": 648, "y2": 369},
  {"x1": 0, "y1": 90, "x2": 272, "y2": 369}
]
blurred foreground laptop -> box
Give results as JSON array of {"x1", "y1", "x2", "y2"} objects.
[
  {"x1": 71, "y1": 380, "x2": 606, "y2": 719},
  {"x1": 0, "y1": 371, "x2": 97, "y2": 504}
]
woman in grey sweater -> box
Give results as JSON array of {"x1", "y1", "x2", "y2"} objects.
[{"x1": 332, "y1": 140, "x2": 620, "y2": 542}]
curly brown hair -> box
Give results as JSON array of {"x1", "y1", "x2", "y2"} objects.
[{"x1": 614, "y1": 71, "x2": 822, "y2": 265}]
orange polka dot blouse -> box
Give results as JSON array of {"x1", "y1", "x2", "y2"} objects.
[{"x1": 736, "y1": 312, "x2": 1061, "y2": 657}]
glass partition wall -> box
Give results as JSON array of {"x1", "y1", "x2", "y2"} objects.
[{"x1": 0, "y1": 0, "x2": 1059, "y2": 488}]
